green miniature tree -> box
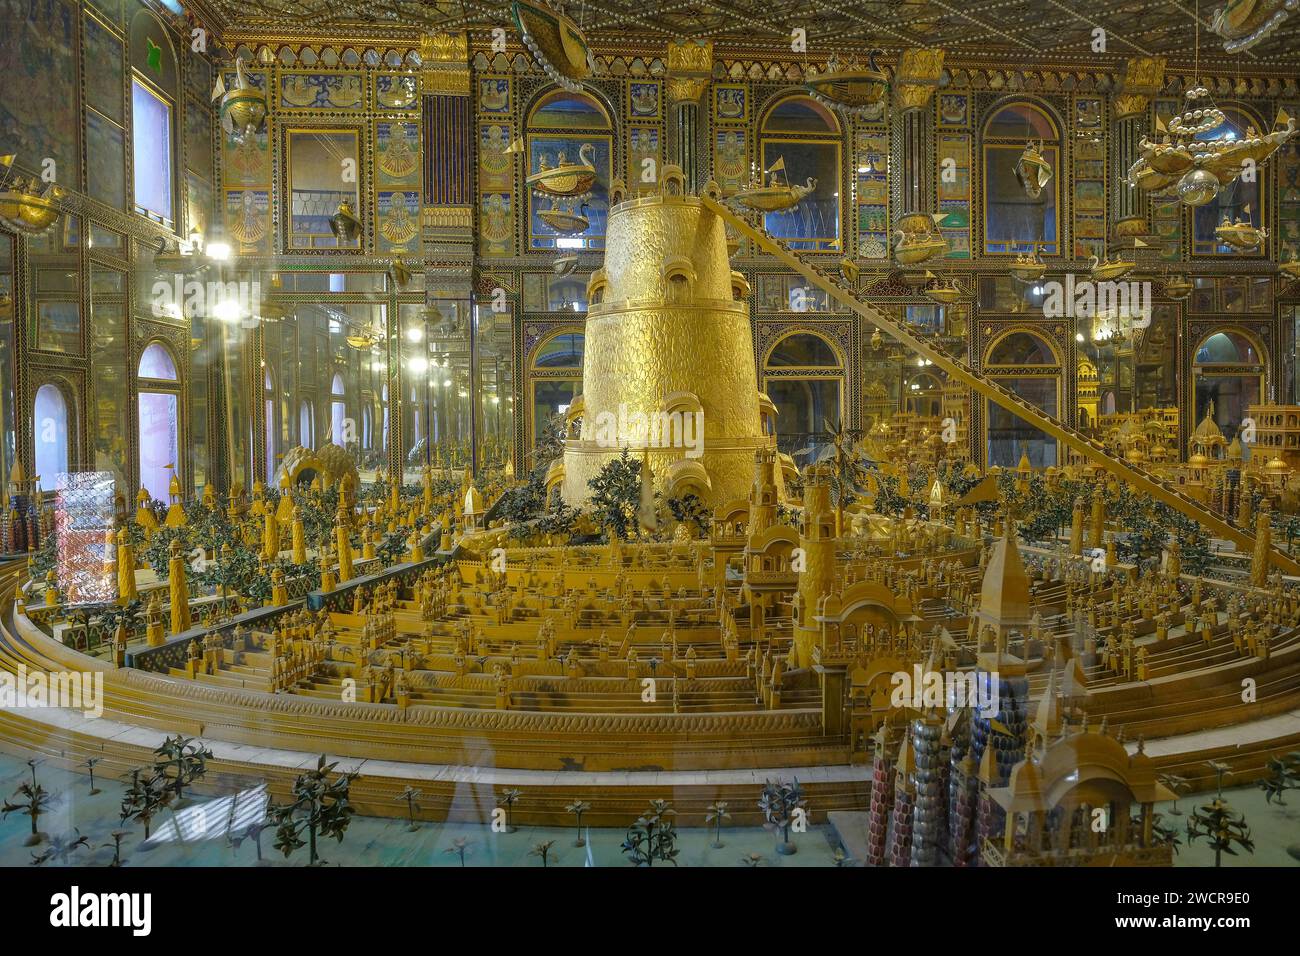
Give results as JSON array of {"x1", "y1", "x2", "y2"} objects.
[
  {"x1": 102, "y1": 830, "x2": 130, "y2": 867},
  {"x1": 1186, "y1": 761, "x2": 1254, "y2": 867},
  {"x1": 119, "y1": 767, "x2": 171, "y2": 839},
  {"x1": 758, "y1": 777, "x2": 806, "y2": 855},
  {"x1": 530, "y1": 839, "x2": 556, "y2": 867},
  {"x1": 565, "y1": 799, "x2": 591, "y2": 848},
  {"x1": 587, "y1": 449, "x2": 643, "y2": 541},
  {"x1": 705, "y1": 800, "x2": 731, "y2": 849},
  {"x1": 444, "y1": 836, "x2": 471, "y2": 867},
  {"x1": 269, "y1": 755, "x2": 359, "y2": 866},
  {"x1": 152, "y1": 735, "x2": 214, "y2": 808},
  {"x1": 665, "y1": 494, "x2": 713, "y2": 538},
  {"x1": 31, "y1": 829, "x2": 89, "y2": 866},
  {"x1": 2, "y1": 759, "x2": 53, "y2": 846},
  {"x1": 498, "y1": 787, "x2": 522, "y2": 834},
  {"x1": 1258, "y1": 752, "x2": 1300, "y2": 805},
  {"x1": 397, "y1": 786, "x2": 423, "y2": 831},
  {"x1": 1150, "y1": 813, "x2": 1181, "y2": 857},
  {"x1": 85, "y1": 757, "x2": 102, "y2": 796},
  {"x1": 620, "y1": 799, "x2": 679, "y2": 867}
]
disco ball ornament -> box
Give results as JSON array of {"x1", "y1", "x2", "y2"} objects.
[{"x1": 1176, "y1": 168, "x2": 1220, "y2": 206}]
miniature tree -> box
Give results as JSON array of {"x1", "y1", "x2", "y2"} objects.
[
  {"x1": 620, "y1": 799, "x2": 679, "y2": 867},
  {"x1": 444, "y1": 837, "x2": 471, "y2": 867},
  {"x1": 586, "y1": 449, "x2": 643, "y2": 541},
  {"x1": 2, "y1": 760, "x2": 54, "y2": 846},
  {"x1": 1186, "y1": 763, "x2": 1254, "y2": 867},
  {"x1": 152, "y1": 735, "x2": 214, "y2": 808},
  {"x1": 85, "y1": 757, "x2": 102, "y2": 796},
  {"x1": 1150, "y1": 813, "x2": 1181, "y2": 856},
  {"x1": 498, "y1": 787, "x2": 522, "y2": 834},
  {"x1": 530, "y1": 839, "x2": 556, "y2": 867},
  {"x1": 397, "y1": 786, "x2": 423, "y2": 831},
  {"x1": 1258, "y1": 752, "x2": 1300, "y2": 805},
  {"x1": 230, "y1": 820, "x2": 270, "y2": 865},
  {"x1": 1157, "y1": 773, "x2": 1190, "y2": 815},
  {"x1": 269, "y1": 755, "x2": 359, "y2": 866},
  {"x1": 119, "y1": 767, "x2": 171, "y2": 838},
  {"x1": 565, "y1": 799, "x2": 591, "y2": 847},
  {"x1": 103, "y1": 830, "x2": 130, "y2": 867},
  {"x1": 705, "y1": 801, "x2": 731, "y2": 849},
  {"x1": 758, "y1": 777, "x2": 805, "y2": 855},
  {"x1": 31, "y1": 829, "x2": 89, "y2": 866}
]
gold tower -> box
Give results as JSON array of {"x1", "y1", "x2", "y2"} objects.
[{"x1": 560, "y1": 172, "x2": 768, "y2": 507}]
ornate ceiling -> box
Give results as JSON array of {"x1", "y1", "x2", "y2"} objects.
[{"x1": 196, "y1": 0, "x2": 1300, "y2": 69}]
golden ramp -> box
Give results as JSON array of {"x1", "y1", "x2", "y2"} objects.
[{"x1": 701, "y1": 195, "x2": 1300, "y2": 576}]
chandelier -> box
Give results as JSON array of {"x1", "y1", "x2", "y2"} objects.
[{"x1": 1132, "y1": 86, "x2": 1294, "y2": 206}]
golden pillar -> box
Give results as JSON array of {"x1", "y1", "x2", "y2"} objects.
[
  {"x1": 1069, "y1": 497, "x2": 1084, "y2": 555},
  {"x1": 167, "y1": 538, "x2": 192, "y2": 634},
  {"x1": 1252, "y1": 510, "x2": 1271, "y2": 588},
  {"x1": 291, "y1": 505, "x2": 307, "y2": 564},
  {"x1": 1090, "y1": 496, "x2": 1105, "y2": 549},
  {"x1": 116, "y1": 528, "x2": 137, "y2": 604},
  {"x1": 335, "y1": 502, "x2": 354, "y2": 582},
  {"x1": 263, "y1": 509, "x2": 279, "y2": 561},
  {"x1": 795, "y1": 471, "x2": 836, "y2": 669}
]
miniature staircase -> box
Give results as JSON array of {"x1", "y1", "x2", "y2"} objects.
[{"x1": 702, "y1": 194, "x2": 1300, "y2": 576}]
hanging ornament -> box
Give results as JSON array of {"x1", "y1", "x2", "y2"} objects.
[
  {"x1": 512, "y1": 0, "x2": 593, "y2": 94},
  {"x1": 1013, "y1": 140, "x2": 1053, "y2": 199}
]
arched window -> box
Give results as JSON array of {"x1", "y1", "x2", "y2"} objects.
[
  {"x1": 759, "y1": 95, "x2": 842, "y2": 251},
  {"x1": 138, "y1": 342, "x2": 180, "y2": 501},
  {"x1": 762, "y1": 331, "x2": 843, "y2": 455},
  {"x1": 299, "y1": 399, "x2": 313, "y2": 448},
  {"x1": 264, "y1": 366, "x2": 276, "y2": 482},
  {"x1": 330, "y1": 372, "x2": 347, "y2": 447},
  {"x1": 905, "y1": 372, "x2": 943, "y2": 418},
  {"x1": 526, "y1": 89, "x2": 612, "y2": 251},
  {"x1": 1193, "y1": 328, "x2": 1265, "y2": 443},
  {"x1": 985, "y1": 329, "x2": 1059, "y2": 467},
  {"x1": 530, "y1": 330, "x2": 584, "y2": 452},
  {"x1": 129, "y1": 11, "x2": 177, "y2": 227},
  {"x1": 1192, "y1": 104, "x2": 1267, "y2": 256},
  {"x1": 33, "y1": 384, "x2": 69, "y2": 493},
  {"x1": 982, "y1": 101, "x2": 1060, "y2": 255}
]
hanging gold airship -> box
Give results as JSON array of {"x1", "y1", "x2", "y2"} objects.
[
  {"x1": 804, "y1": 50, "x2": 889, "y2": 116},
  {"x1": 1214, "y1": 209, "x2": 1269, "y2": 251},
  {"x1": 734, "y1": 157, "x2": 816, "y2": 212},
  {"x1": 526, "y1": 143, "x2": 597, "y2": 197},
  {"x1": 512, "y1": 0, "x2": 593, "y2": 94},
  {"x1": 1163, "y1": 274, "x2": 1194, "y2": 300},
  {"x1": 1089, "y1": 253, "x2": 1134, "y2": 282},
  {"x1": 537, "y1": 200, "x2": 590, "y2": 234}
]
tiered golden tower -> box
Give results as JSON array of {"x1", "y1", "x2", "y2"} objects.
[{"x1": 560, "y1": 172, "x2": 769, "y2": 507}]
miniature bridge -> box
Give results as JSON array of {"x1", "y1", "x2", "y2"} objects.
[{"x1": 701, "y1": 195, "x2": 1300, "y2": 576}]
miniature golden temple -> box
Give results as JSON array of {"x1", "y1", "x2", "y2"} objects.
[{"x1": 0, "y1": 0, "x2": 1298, "y2": 877}]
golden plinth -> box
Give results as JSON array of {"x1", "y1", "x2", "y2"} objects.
[{"x1": 561, "y1": 178, "x2": 767, "y2": 508}]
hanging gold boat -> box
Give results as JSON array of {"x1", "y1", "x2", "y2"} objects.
[
  {"x1": 512, "y1": 0, "x2": 593, "y2": 94},
  {"x1": 1280, "y1": 258, "x2": 1300, "y2": 279},
  {"x1": 1163, "y1": 274, "x2": 1193, "y2": 299},
  {"x1": 526, "y1": 142, "x2": 597, "y2": 197},
  {"x1": 1214, "y1": 214, "x2": 1268, "y2": 250},
  {"x1": 219, "y1": 59, "x2": 268, "y2": 140},
  {"x1": 734, "y1": 157, "x2": 815, "y2": 212},
  {"x1": 893, "y1": 230, "x2": 947, "y2": 265},
  {"x1": 1008, "y1": 252, "x2": 1047, "y2": 282},
  {"x1": 1212, "y1": 0, "x2": 1298, "y2": 52},
  {"x1": 804, "y1": 51, "x2": 888, "y2": 115},
  {"x1": 1013, "y1": 140, "x2": 1053, "y2": 198},
  {"x1": 1089, "y1": 253, "x2": 1134, "y2": 281},
  {"x1": 1127, "y1": 157, "x2": 1175, "y2": 192},
  {"x1": 537, "y1": 201, "x2": 590, "y2": 234},
  {"x1": 0, "y1": 181, "x2": 63, "y2": 235},
  {"x1": 924, "y1": 276, "x2": 965, "y2": 305}
]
